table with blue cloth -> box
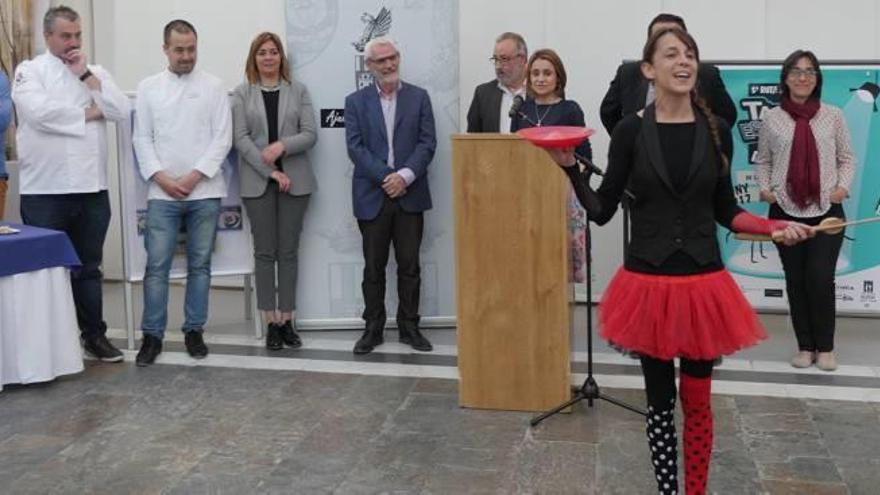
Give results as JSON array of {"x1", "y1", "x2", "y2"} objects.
[{"x1": 0, "y1": 222, "x2": 85, "y2": 391}]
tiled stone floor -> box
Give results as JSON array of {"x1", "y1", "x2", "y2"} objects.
[{"x1": 2, "y1": 362, "x2": 880, "y2": 494}]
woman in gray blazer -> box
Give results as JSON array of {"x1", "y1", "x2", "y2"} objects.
[{"x1": 232, "y1": 32, "x2": 317, "y2": 350}]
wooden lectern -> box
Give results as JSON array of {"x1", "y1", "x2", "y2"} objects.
[{"x1": 452, "y1": 134, "x2": 571, "y2": 412}]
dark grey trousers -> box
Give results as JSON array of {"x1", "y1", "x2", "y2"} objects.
[{"x1": 243, "y1": 182, "x2": 310, "y2": 312}]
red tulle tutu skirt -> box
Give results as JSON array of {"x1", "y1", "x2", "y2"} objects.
[{"x1": 599, "y1": 268, "x2": 767, "y2": 360}]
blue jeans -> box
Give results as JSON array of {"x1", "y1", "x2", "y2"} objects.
[
  {"x1": 141, "y1": 198, "x2": 221, "y2": 339},
  {"x1": 20, "y1": 191, "x2": 111, "y2": 339}
]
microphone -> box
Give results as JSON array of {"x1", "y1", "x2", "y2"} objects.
[
  {"x1": 574, "y1": 153, "x2": 604, "y2": 177},
  {"x1": 508, "y1": 95, "x2": 525, "y2": 118}
]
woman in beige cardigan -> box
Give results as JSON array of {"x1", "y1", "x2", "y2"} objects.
[{"x1": 232, "y1": 32, "x2": 317, "y2": 350}]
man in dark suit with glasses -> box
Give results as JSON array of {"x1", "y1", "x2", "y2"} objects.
[{"x1": 466, "y1": 32, "x2": 528, "y2": 133}]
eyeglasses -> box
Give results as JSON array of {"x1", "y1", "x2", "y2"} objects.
[
  {"x1": 489, "y1": 54, "x2": 522, "y2": 66},
  {"x1": 367, "y1": 54, "x2": 399, "y2": 67},
  {"x1": 789, "y1": 68, "x2": 818, "y2": 79}
]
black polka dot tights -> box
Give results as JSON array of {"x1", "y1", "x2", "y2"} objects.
[{"x1": 641, "y1": 356, "x2": 714, "y2": 495}]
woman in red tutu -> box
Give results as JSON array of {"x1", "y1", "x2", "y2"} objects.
[{"x1": 545, "y1": 28, "x2": 812, "y2": 494}]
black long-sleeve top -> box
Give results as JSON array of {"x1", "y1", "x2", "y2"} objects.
[
  {"x1": 261, "y1": 89, "x2": 283, "y2": 170},
  {"x1": 565, "y1": 111, "x2": 743, "y2": 275}
]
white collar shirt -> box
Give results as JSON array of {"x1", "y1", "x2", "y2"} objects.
[
  {"x1": 376, "y1": 81, "x2": 400, "y2": 168},
  {"x1": 11, "y1": 50, "x2": 130, "y2": 194},
  {"x1": 375, "y1": 80, "x2": 415, "y2": 185},
  {"x1": 133, "y1": 68, "x2": 232, "y2": 201},
  {"x1": 498, "y1": 80, "x2": 525, "y2": 134}
]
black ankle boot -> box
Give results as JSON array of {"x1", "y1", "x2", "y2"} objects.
[
  {"x1": 266, "y1": 322, "x2": 283, "y2": 350},
  {"x1": 353, "y1": 320, "x2": 384, "y2": 355},
  {"x1": 280, "y1": 320, "x2": 302, "y2": 349}
]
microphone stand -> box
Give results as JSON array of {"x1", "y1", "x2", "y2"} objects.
[
  {"x1": 516, "y1": 109, "x2": 644, "y2": 426},
  {"x1": 530, "y1": 197, "x2": 645, "y2": 425}
]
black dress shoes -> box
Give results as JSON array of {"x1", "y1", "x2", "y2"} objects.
[
  {"x1": 280, "y1": 320, "x2": 302, "y2": 349},
  {"x1": 399, "y1": 326, "x2": 432, "y2": 352},
  {"x1": 353, "y1": 322, "x2": 384, "y2": 355},
  {"x1": 266, "y1": 323, "x2": 283, "y2": 351},
  {"x1": 136, "y1": 334, "x2": 163, "y2": 367},
  {"x1": 184, "y1": 331, "x2": 209, "y2": 359}
]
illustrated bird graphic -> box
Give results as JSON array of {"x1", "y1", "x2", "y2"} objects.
[{"x1": 352, "y1": 7, "x2": 392, "y2": 52}]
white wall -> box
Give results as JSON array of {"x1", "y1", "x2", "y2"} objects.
[{"x1": 93, "y1": 0, "x2": 288, "y2": 91}]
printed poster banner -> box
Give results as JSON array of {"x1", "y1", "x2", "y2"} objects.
[
  {"x1": 117, "y1": 98, "x2": 253, "y2": 282},
  {"x1": 285, "y1": 0, "x2": 459, "y2": 323},
  {"x1": 717, "y1": 63, "x2": 880, "y2": 314}
]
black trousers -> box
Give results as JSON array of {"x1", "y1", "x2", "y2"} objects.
[
  {"x1": 20, "y1": 191, "x2": 111, "y2": 339},
  {"x1": 769, "y1": 203, "x2": 844, "y2": 352},
  {"x1": 358, "y1": 196, "x2": 424, "y2": 328}
]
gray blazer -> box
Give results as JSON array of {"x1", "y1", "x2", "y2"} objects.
[{"x1": 232, "y1": 79, "x2": 318, "y2": 198}]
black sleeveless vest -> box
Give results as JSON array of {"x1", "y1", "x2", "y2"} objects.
[{"x1": 625, "y1": 105, "x2": 723, "y2": 268}]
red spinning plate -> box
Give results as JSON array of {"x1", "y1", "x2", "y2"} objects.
[{"x1": 516, "y1": 126, "x2": 595, "y2": 148}]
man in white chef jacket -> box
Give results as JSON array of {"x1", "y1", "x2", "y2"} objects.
[
  {"x1": 132, "y1": 19, "x2": 232, "y2": 367},
  {"x1": 12, "y1": 5, "x2": 130, "y2": 362}
]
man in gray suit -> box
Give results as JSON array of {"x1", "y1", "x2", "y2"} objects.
[{"x1": 232, "y1": 31, "x2": 318, "y2": 350}]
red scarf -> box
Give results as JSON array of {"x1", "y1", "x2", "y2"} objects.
[{"x1": 780, "y1": 97, "x2": 821, "y2": 208}]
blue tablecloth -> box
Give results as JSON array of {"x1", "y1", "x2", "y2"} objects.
[{"x1": 0, "y1": 223, "x2": 81, "y2": 277}]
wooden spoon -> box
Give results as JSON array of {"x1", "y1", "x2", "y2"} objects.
[{"x1": 734, "y1": 216, "x2": 880, "y2": 242}]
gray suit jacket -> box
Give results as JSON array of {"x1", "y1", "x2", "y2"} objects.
[{"x1": 232, "y1": 79, "x2": 318, "y2": 198}]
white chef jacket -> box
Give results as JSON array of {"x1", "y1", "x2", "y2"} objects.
[
  {"x1": 133, "y1": 68, "x2": 232, "y2": 201},
  {"x1": 12, "y1": 50, "x2": 130, "y2": 194}
]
